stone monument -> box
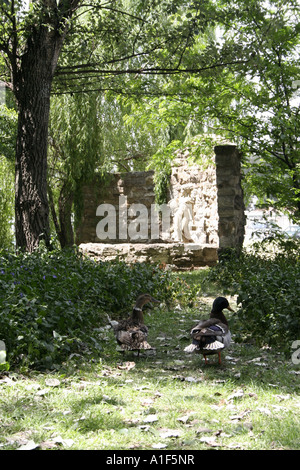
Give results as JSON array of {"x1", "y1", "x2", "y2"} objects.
[{"x1": 77, "y1": 144, "x2": 245, "y2": 268}]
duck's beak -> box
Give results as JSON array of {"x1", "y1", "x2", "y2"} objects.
[
  {"x1": 227, "y1": 305, "x2": 235, "y2": 312},
  {"x1": 150, "y1": 296, "x2": 159, "y2": 304}
]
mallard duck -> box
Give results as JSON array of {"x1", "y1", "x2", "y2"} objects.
[
  {"x1": 184, "y1": 297, "x2": 234, "y2": 364},
  {"x1": 108, "y1": 294, "x2": 159, "y2": 355}
]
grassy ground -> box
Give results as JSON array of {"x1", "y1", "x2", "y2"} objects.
[{"x1": 0, "y1": 270, "x2": 299, "y2": 451}]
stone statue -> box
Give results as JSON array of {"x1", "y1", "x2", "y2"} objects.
[{"x1": 172, "y1": 196, "x2": 194, "y2": 242}]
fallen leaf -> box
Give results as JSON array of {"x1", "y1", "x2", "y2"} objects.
[
  {"x1": 159, "y1": 429, "x2": 182, "y2": 439},
  {"x1": 35, "y1": 388, "x2": 49, "y2": 396},
  {"x1": 229, "y1": 409, "x2": 251, "y2": 421},
  {"x1": 51, "y1": 436, "x2": 74, "y2": 448},
  {"x1": 117, "y1": 361, "x2": 136, "y2": 371},
  {"x1": 25, "y1": 383, "x2": 41, "y2": 392},
  {"x1": 118, "y1": 428, "x2": 129, "y2": 435},
  {"x1": 196, "y1": 427, "x2": 214, "y2": 434},
  {"x1": 227, "y1": 389, "x2": 244, "y2": 401},
  {"x1": 243, "y1": 422, "x2": 254, "y2": 431},
  {"x1": 257, "y1": 407, "x2": 271, "y2": 416},
  {"x1": 225, "y1": 355, "x2": 236, "y2": 361},
  {"x1": 177, "y1": 414, "x2": 193, "y2": 424},
  {"x1": 17, "y1": 440, "x2": 39, "y2": 451},
  {"x1": 0, "y1": 376, "x2": 15, "y2": 386},
  {"x1": 227, "y1": 443, "x2": 242, "y2": 449},
  {"x1": 139, "y1": 425, "x2": 151, "y2": 432},
  {"x1": 39, "y1": 440, "x2": 57, "y2": 450},
  {"x1": 172, "y1": 375, "x2": 185, "y2": 381},
  {"x1": 152, "y1": 443, "x2": 167, "y2": 449},
  {"x1": 185, "y1": 376, "x2": 197, "y2": 382},
  {"x1": 45, "y1": 378, "x2": 60, "y2": 387},
  {"x1": 199, "y1": 436, "x2": 221, "y2": 447},
  {"x1": 143, "y1": 414, "x2": 158, "y2": 423},
  {"x1": 125, "y1": 418, "x2": 140, "y2": 426},
  {"x1": 270, "y1": 405, "x2": 287, "y2": 413},
  {"x1": 141, "y1": 398, "x2": 154, "y2": 406},
  {"x1": 6, "y1": 431, "x2": 32, "y2": 447},
  {"x1": 275, "y1": 394, "x2": 291, "y2": 401}
]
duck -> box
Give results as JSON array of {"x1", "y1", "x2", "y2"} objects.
[
  {"x1": 108, "y1": 294, "x2": 159, "y2": 355},
  {"x1": 184, "y1": 297, "x2": 234, "y2": 364}
]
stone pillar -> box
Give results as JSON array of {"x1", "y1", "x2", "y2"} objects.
[{"x1": 214, "y1": 144, "x2": 246, "y2": 250}]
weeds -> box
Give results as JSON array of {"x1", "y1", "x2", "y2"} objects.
[
  {"x1": 0, "y1": 247, "x2": 185, "y2": 370},
  {"x1": 206, "y1": 237, "x2": 300, "y2": 351},
  {"x1": 0, "y1": 240, "x2": 299, "y2": 450}
]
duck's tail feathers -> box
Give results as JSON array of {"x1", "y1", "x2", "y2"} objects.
[
  {"x1": 184, "y1": 343, "x2": 199, "y2": 353},
  {"x1": 203, "y1": 340, "x2": 224, "y2": 351}
]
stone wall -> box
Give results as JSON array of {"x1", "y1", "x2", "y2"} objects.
[
  {"x1": 79, "y1": 242, "x2": 218, "y2": 268},
  {"x1": 76, "y1": 144, "x2": 245, "y2": 267},
  {"x1": 76, "y1": 171, "x2": 156, "y2": 244}
]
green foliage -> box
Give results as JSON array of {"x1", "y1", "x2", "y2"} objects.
[
  {"x1": 0, "y1": 99, "x2": 17, "y2": 248},
  {"x1": 0, "y1": 248, "x2": 183, "y2": 370},
  {"x1": 124, "y1": 0, "x2": 300, "y2": 220},
  {"x1": 206, "y1": 238, "x2": 300, "y2": 351},
  {"x1": 216, "y1": 0, "x2": 300, "y2": 220},
  {"x1": 48, "y1": 92, "x2": 105, "y2": 242},
  {"x1": 0, "y1": 103, "x2": 17, "y2": 162},
  {"x1": 148, "y1": 140, "x2": 182, "y2": 204},
  {"x1": 0, "y1": 156, "x2": 14, "y2": 249},
  {"x1": 0, "y1": 103, "x2": 16, "y2": 248}
]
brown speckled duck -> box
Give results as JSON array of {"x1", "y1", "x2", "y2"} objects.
[
  {"x1": 108, "y1": 294, "x2": 159, "y2": 354},
  {"x1": 184, "y1": 297, "x2": 234, "y2": 364}
]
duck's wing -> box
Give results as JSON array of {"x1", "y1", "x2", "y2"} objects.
[
  {"x1": 116, "y1": 328, "x2": 145, "y2": 345},
  {"x1": 184, "y1": 318, "x2": 230, "y2": 353},
  {"x1": 191, "y1": 318, "x2": 228, "y2": 341},
  {"x1": 116, "y1": 325, "x2": 150, "y2": 350},
  {"x1": 116, "y1": 319, "x2": 148, "y2": 333}
]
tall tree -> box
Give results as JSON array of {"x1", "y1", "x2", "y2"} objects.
[
  {"x1": 0, "y1": 0, "x2": 81, "y2": 251},
  {"x1": 0, "y1": 0, "x2": 252, "y2": 251}
]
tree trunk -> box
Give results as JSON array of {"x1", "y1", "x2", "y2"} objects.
[
  {"x1": 58, "y1": 184, "x2": 74, "y2": 248},
  {"x1": 14, "y1": 29, "x2": 63, "y2": 252},
  {"x1": 48, "y1": 183, "x2": 75, "y2": 249}
]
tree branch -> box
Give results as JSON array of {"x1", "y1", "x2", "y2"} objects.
[{"x1": 56, "y1": 58, "x2": 251, "y2": 78}]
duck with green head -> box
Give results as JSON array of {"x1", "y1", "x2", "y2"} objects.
[{"x1": 184, "y1": 297, "x2": 234, "y2": 364}]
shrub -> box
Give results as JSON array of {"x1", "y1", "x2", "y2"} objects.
[
  {"x1": 0, "y1": 248, "x2": 181, "y2": 369},
  {"x1": 206, "y1": 237, "x2": 300, "y2": 351}
]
